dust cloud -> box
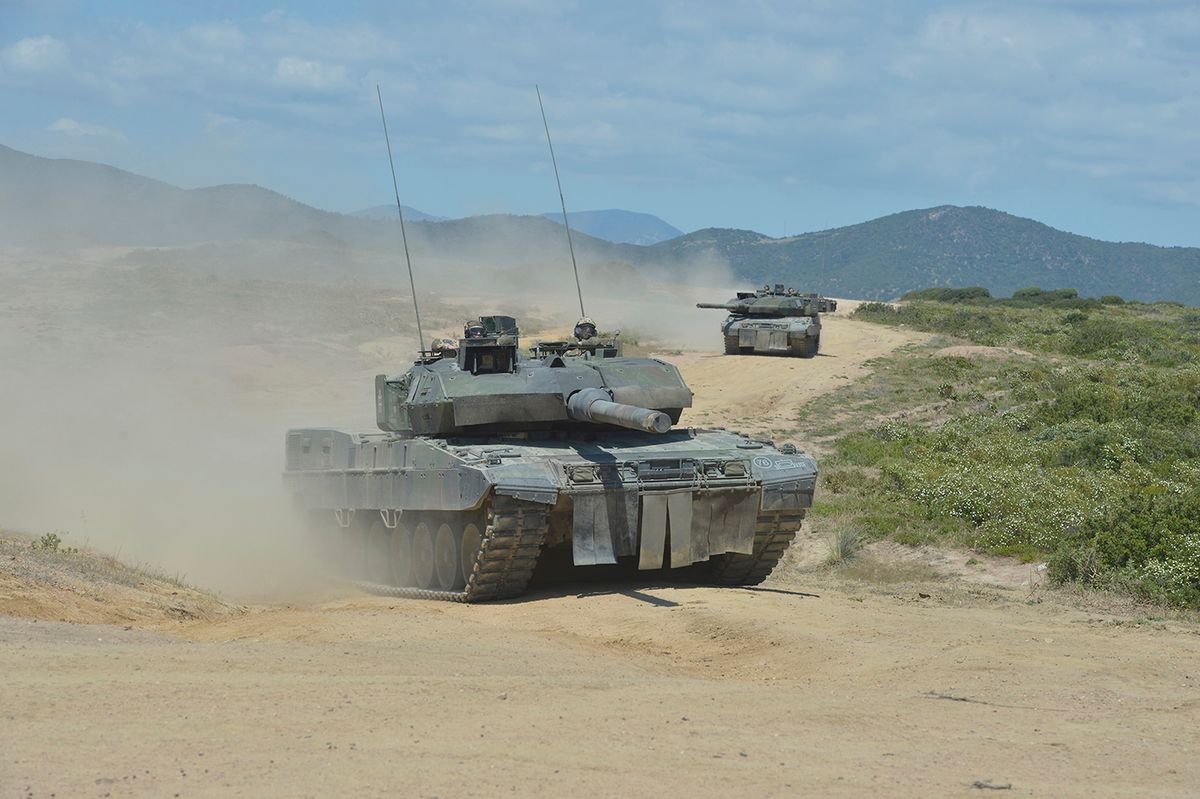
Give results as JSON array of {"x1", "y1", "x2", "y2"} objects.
[{"x1": 0, "y1": 221, "x2": 738, "y2": 599}]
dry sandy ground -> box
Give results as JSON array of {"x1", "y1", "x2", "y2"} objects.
[
  {"x1": 3, "y1": 308, "x2": 1200, "y2": 798},
  {"x1": 4, "y1": 586, "x2": 1199, "y2": 798}
]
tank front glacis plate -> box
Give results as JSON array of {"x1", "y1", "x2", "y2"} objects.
[
  {"x1": 721, "y1": 315, "x2": 821, "y2": 354},
  {"x1": 721, "y1": 316, "x2": 817, "y2": 334}
]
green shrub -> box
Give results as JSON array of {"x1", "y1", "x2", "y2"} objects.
[
  {"x1": 834, "y1": 294, "x2": 1200, "y2": 606},
  {"x1": 901, "y1": 287, "x2": 992, "y2": 303},
  {"x1": 34, "y1": 532, "x2": 62, "y2": 551},
  {"x1": 826, "y1": 528, "x2": 863, "y2": 565},
  {"x1": 1047, "y1": 544, "x2": 1102, "y2": 584}
]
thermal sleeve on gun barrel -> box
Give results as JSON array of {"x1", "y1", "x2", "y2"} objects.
[{"x1": 566, "y1": 388, "x2": 671, "y2": 434}]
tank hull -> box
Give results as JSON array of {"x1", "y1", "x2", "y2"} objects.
[
  {"x1": 720, "y1": 315, "x2": 821, "y2": 357},
  {"x1": 284, "y1": 427, "x2": 816, "y2": 601}
]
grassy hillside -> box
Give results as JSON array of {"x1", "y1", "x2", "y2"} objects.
[
  {"x1": 800, "y1": 290, "x2": 1200, "y2": 607},
  {"x1": 650, "y1": 206, "x2": 1200, "y2": 305}
]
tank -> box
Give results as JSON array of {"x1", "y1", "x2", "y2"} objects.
[
  {"x1": 698, "y1": 283, "x2": 837, "y2": 357},
  {"x1": 283, "y1": 315, "x2": 818, "y2": 602}
]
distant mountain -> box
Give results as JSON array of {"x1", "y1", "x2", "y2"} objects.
[
  {"x1": 649, "y1": 206, "x2": 1200, "y2": 304},
  {"x1": 3, "y1": 145, "x2": 1197, "y2": 304},
  {"x1": 351, "y1": 204, "x2": 446, "y2": 222},
  {"x1": 539, "y1": 209, "x2": 683, "y2": 245},
  {"x1": 0, "y1": 143, "x2": 377, "y2": 247}
]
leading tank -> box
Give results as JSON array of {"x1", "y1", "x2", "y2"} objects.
[
  {"x1": 284, "y1": 316, "x2": 817, "y2": 601},
  {"x1": 698, "y1": 284, "x2": 837, "y2": 357}
]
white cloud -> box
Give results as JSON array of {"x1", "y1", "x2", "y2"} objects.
[
  {"x1": 5, "y1": 2, "x2": 1200, "y2": 238},
  {"x1": 48, "y1": 118, "x2": 127, "y2": 141},
  {"x1": 187, "y1": 21, "x2": 247, "y2": 51},
  {"x1": 273, "y1": 56, "x2": 348, "y2": 91},
  {"x1": 2, "y1": 35, "x2": 68, "y2": 71}
]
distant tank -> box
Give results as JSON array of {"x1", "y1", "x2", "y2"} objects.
[
  {"x1": 698, "y1": 284, "x2": 837, "y2": 357},
  {"x1": 283, "y1": 315, "x2": 817, "y2": 602}
]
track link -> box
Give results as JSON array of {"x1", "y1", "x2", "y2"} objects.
[
  {"x1": 352, "y1": 495, "x2": 548, "y2": 603},
  {"x1": 708, "y1": 508, "x2": 806, "y2": 585}
]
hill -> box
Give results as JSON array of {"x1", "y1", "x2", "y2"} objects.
[
  {"x1": 540, "y1": 209, "x2": 683, "y2": 245},
  {"x1": 351, "y1": 204, "x2": 446, "y2": 222},
  {"x1": 2, "y1": 144, "x2": 1198, "y2": 304},
  {"x1": 652, "y1": 206, "x2": 1200, "y2": 304},
  {"x1": 0, "y1": 145, "x2": 628, "y2": 270},
  {"x1": 0, "y1": 143, "x2": 378, "y2": 247}
]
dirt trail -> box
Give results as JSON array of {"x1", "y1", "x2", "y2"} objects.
[
  {"x1": 4, "y1": 309, "x2": 1199, "y2": 797},
  {"x1": 669, "y1": 306, "x2": 929, "y2": 437}
]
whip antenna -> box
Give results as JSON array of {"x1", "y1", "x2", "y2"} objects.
[
  {"x1": 536, "y1": 85, "x2": 585, "y2": 318},
  {"x1": 376, "y1": 84, "x2": 426, "y2": 353}
]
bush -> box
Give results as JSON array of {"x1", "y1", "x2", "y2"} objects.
[
  {"x1": 1047, "y1": 544, "x2": 1102, "y2": 584},
  {"x1": 901, "y1": 287, "x2": 992, "y2": 303},
  {"x1": 836, "y1": 294, "x2": 1200, "y2": 606},
  {"x1": 826, "y1": 528, "x2": 863, "y2": 565},
  {"x1": 34, "y1": 532, "x2": 63, "y2": 551},
  {"x1": 1080, "y1": 489, "x2": 1200, "y2": 571}
]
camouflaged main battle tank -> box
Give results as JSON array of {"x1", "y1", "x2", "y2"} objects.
[
  {"x1": 284, "y1": 316, "x2": 817, "y2": 602},
  {"x1": 698, "y1": 284, "x2": 837, "y2": 357}
]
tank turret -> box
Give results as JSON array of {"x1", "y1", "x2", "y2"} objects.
[
  {"x1": 697, "y1": 285, "x2": 836, "y2": 357},
  {"x1": 696, "y1": 294, "x2": 837, "y2": 317},
  {"x1": 374, "y1": 315, "x2": 691, "y2": 436}
]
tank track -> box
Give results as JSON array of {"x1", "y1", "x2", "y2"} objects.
[
  {"x1": 708, "y1": 508, "x2": 806, "y2": 585},
  {"x1": 352, "y1": 496, "x2": 548, "y2": 603}
]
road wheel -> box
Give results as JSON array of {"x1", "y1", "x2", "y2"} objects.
[
  {"x1": 434, "y1": 522, "x2": 463, "y2": 591},
  {"x1": 365, "y1": 519, "x2": 392, "y2": 584},
  {"x1": 460, "y1": 520, "x2": 483, "y2": 587},
  {"x1": 389, "y1": 519, "x2": 413, "y2": 587},
  {"x1": 411, "y1": 520, "x2": 436, "y2": 590},
  {"x1": 346, "y1": 517, "x2": 369, "y2": 579}
]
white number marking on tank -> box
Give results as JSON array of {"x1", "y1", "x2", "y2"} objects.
[{"x1": 753, "y1": 456, "x2": 808, "y2": 470}]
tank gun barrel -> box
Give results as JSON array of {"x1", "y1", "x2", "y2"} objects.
[
  {"x1": 696, "y1": 302, "x2": 736, "y2": 310},
  {"x1": 567, "y1": 388, "x2": 671, "y2": 434}
]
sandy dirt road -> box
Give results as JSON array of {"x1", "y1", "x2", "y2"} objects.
[
  {"x1": 3, "y1": 311, "x2": 1199, "y2": 798},
  {"x1": 668, "y1": 303, "x2": 928, "y2": 438}
]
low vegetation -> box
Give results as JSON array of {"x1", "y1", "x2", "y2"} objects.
[
  {"x1": 801, "y1": 289, "x2": 1200, "y2": 607},
  {"x1": 2, "y1": 528, "x2": 191, "y2": 590}
]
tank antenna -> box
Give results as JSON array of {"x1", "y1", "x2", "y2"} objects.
[
  {"x1": 376, "y1": 84, "x2": 426, "y2": 353},
  {"x1": 536, "y1": 85, "x2": 586, "y2": 318}
]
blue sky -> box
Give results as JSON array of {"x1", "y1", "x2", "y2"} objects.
[{"x1": 1, "y1": 1, "x2": 1197, "y2": 245}]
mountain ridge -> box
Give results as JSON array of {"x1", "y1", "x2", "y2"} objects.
[
  {"x1": 351, "y1": 204, "x2": 447, "y2": 223},
  {"x1": 539, "y1": 209, "x2": 683, "y2": 245},
  {"x1": 2, "y1": 144, "x2": 1196, "y2": 303},
  {"x1": 653, "y1": 205, "x2": 1200, "y2": 302}
]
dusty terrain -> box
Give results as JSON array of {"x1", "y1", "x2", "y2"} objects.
[{"x1": 3, "y1": 270, "x2": 1199, "y2": 798}]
